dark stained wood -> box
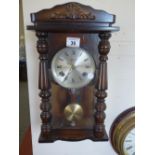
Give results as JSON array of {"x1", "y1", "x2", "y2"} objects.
[
  {"x1": 39, "y1": 129, "x2": 108, "y2": 143},
  {"x1": 94, "y1": 32, "x2": 111, "y2": 138},
  {"x1": 27, "y1": 2, "x2": 119, "y2": 32},
  {"x1": 30, "y1": 2, "x2": 115, "y2": 23},
  {"x1": 27, "y1": 23, "x2": 119, "y2": 33},
  {"x1": 19, "y1": 126, "x2": 33, "y2": 155},
  {"x1": 27, "y1": 2, "x2": 119, "y2": 143},
  {"x1": 36, "y1": 31, "x2": 52, "y2": 138}
]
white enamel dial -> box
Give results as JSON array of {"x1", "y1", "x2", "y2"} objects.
[
  {"x1": 51, "y1": 47, "x2": 95, "y2": 89},
  {"x1": 123, "y1": 128, "x2": 135, "y2": 155}
]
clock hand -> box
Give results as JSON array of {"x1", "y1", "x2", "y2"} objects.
[{"x1": 63, "y1": 66, "x2": 72, "y2": 81}]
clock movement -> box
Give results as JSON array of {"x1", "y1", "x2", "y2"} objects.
[
  {"x1": 27, "y1": 2, "x2": 119, "y2": 142},
  {"x1": 110, "y1": 107, "x2": 135, "y2": 155}
]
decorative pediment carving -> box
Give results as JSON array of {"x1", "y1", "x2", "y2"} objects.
[
  {"x1": 50, "y1": 2, "x2": 95, "y2": 20},
  {"x1": 30, "y1": 2, "x2": 117, "y2": 25}
]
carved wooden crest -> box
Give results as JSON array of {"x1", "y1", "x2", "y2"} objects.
[
  {"x1": 29, "y1": 2, "x2": 118, "y2": 30},
  {"x1": 50, "y1": 2, "x2": 95, "y2": 20}
]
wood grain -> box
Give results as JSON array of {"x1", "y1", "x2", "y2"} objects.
[
  {"x1": 19, "y1": 126, "x2": 33, "y2": 155},
  {"x1": 27, "y1": 2, "x2": 119, "y2": 142}
]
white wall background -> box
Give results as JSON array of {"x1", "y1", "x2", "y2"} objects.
[{"x1": 22, "y1": 0, "x2": 135, "y2": 155}]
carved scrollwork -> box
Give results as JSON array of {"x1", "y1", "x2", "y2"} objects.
[{"x1": 50, "y1": 2, "x2": 95, "y2": 20}]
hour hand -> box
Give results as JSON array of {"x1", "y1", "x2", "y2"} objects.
[{"x1": 63, "y1": 66, "x2": 72, "y2": 81}]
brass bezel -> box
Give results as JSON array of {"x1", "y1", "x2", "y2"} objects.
[{"x1": 110, "y1": 107, "x2": 135, "y2": 155}]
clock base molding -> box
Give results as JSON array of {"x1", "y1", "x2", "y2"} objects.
[{"x1": 39, "y1": 129, "x2": 108, "y2": 143}]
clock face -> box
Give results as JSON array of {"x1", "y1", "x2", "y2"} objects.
[
  {"x1": 123, "y1": 128, "x2": 135, "y2": 155},
  {"x1": 51, "y1": 47, "x2": 95, "y2": 89}
]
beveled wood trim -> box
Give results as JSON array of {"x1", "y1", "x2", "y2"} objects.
[
  {"x1": 27, "y1": 23, "x2": 119, "y2": 32},
  {"x1": 39, "y1": 128, "x2": 108, "y2": 142}
]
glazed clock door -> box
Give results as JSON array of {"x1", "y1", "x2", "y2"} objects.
[{"x1": 48, "y1": 33, "x2": 98, "y2": 131}]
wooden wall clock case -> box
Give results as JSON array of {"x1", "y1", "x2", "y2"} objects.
[{"x1": 27, "y1": 2, "x2": 119, "y2": 143}]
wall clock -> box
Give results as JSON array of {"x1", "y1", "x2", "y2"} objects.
[
  {"x1": 27, "y1": 2, "x2": 119, "y2": 142},
  {"x1": 110, "y1": 107, "x2": 135, "y2": 155}
]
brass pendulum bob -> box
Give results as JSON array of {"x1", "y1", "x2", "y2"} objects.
[{"x1": 64, "y1": 89, "x2": 83, "y2": 126}]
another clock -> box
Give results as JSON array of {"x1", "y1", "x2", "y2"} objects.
[
  {"x1": 27, "y1": 2, "x2": 119, "y2": 142},
  {"x1": 110, "y1": 107, "x2": 135, "y2": 155}
]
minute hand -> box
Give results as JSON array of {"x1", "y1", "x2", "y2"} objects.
[{"x1": 63, "y1": 66, "x2": 72, "y2": 81}]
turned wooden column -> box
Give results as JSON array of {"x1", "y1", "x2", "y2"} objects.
[
  {"x1": 94, "y1": 32, "x2": 111, "y2": 138},
  {"x1": 36, "y1": 31, "x2": 52, "y2": 138}
]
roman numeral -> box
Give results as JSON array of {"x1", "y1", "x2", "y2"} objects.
[
  {"x1": 59, "y1": 71, "x2": 65, "y2": 76},
  {"x1": 72, "y1": 50, "x2": 76, "y2": 55},
  {"x1": 79, "y1": 76, "x2": 82, "y2": 81},
  {"x1": 82, "y1": 72, "x2": 87, "y2": 77},
  {"x1": 85, "y1": 65, "x2": 90, "y2": 68},
  {"x1": 79, "y1": 52, "x2": 82, "y2": 56},
  {"x1": 58, "y1": 57, "x2": 64, "y2": 61},
  {"x1": 65, "y1": 52, "x2": 69, "y2": 56},
  {"x1": 57, "y1": 65, "x2": 62, "y2": 69},
  {"x1": 64, "y1": 76, "x2": 68, "y2": 81},
  {"x1": 125, "y1": 140, "x2": 132, "y2": 142},
  {"x1": 126, "y1": 146, "x2": 133, "y2": 150},
  {"x1": 84, "y1": 58, "x2": 88, "y2": 62},
  {"x1": 72, "y1": 78, "x2": 75, "y2": 83}
]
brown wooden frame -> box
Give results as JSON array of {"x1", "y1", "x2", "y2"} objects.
[{"x1": 27, "y1": 2, "x2": 119, "y2": 143}]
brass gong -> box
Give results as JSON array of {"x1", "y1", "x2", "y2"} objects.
[{"x1": 64, "y1": 103, "x2": 83, "y2": 125}]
